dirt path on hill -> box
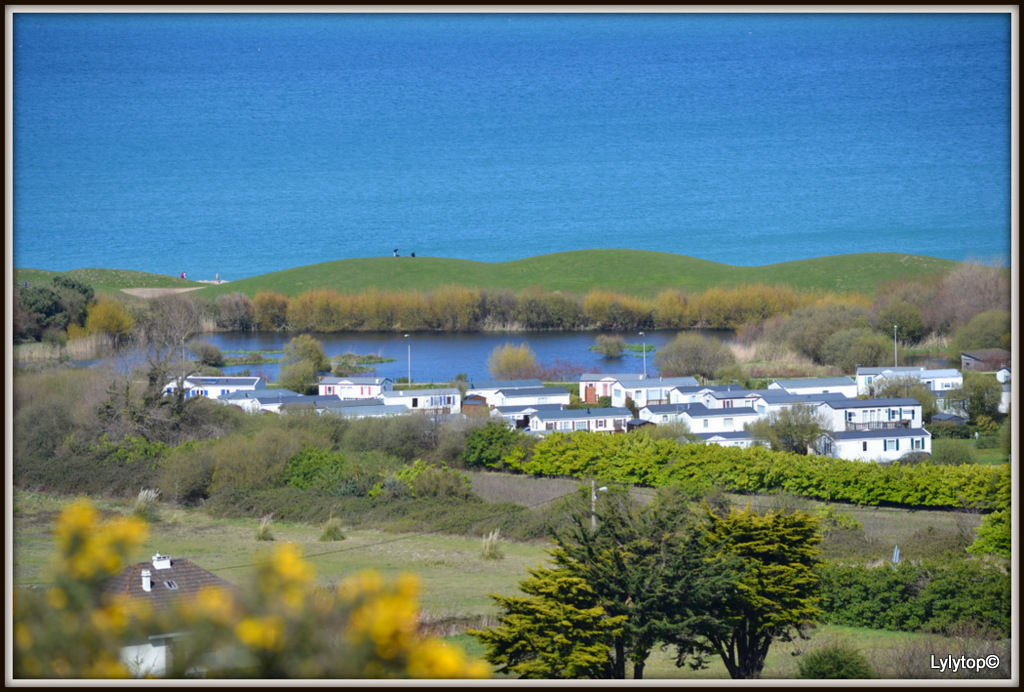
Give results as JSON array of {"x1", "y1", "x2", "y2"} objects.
[
  {"x1": 121, "y1": 287, "x2": 205, "y2": 298},
  {"x1": 122, "y1": 280, "x2": 227, "y2": 298}
]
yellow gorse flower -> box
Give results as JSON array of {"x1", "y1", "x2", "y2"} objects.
[
  {"x1": 235, "y1": 614, "x2": 286, "y2": 652},
  {"x1": 49, "y1": 498, "x2": 149, "y2": 584},
  {"x1": 18, "y1": 499, "x2": 490, "y2": 679}
]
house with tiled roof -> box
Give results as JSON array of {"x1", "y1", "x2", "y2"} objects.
[{"x1": 103, "y1": 552, "x2": 239, "y2": 677}]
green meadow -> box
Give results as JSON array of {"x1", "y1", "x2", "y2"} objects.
[
  {"x1": 14, "y1": 250, "x2": 960, "y2": 299},
  {"x1": 13, "y1": 484, "x2": 1009, "y2": 680}
]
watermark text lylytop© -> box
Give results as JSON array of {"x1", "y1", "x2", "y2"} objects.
[{"x1": 930, "y1": 654, "x2": 1001, "y2": 673}]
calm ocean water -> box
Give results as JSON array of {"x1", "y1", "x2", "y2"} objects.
[{"x1": 13, "y1": 12, "x2": 1011, "y2": 281}]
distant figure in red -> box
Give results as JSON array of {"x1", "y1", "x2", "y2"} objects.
[{"x1": 180, "y1": 271, "x2": 185, "y2": 279}]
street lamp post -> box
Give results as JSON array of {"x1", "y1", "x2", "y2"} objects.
[
  {"x1": 404, "y1": 333, "x2": 411, "y2": 384},
  {"x1": 591, "y1": 480, "x2": 608, "y2": 531},
  {"x1": 639, "y1": 331, "x2": 647, "y2": 379},
  {"x1": 893, "y1": 324, "x2": 898, "y2": 367}
]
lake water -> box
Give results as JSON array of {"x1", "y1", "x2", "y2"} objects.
[
  {"x1": 205, "y1": 330, "x2": 684, "y2": 383},
  {"x1": 13, "y1": 12, "x2": 1011, "y2": 279},
  {"x1": 178, "y1": 329, "x2": 949, "y2": 384}
]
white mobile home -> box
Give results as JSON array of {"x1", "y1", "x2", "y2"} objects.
[
  {"x1": 819, "y1": 428, "x2": 932, "y2": 463},
  {"x1": 164, "y1": 376, "x2": 265, "y2": 400},
  {"x1": 318, "y1": 376, "x2": 392, "y2": 399},
  {"x1": 528, "y1": 407, "x2": 633, "y2": 433}
]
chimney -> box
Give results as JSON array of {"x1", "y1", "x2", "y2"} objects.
[
  {"x1": 152, "y1": 552, "x2": 172, "y2": 570},
  {"x1": 141, "y1": 569, "x2": 152, "y2": 592}
]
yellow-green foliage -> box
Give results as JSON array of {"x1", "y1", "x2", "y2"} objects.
[
  {"x1": 252, "y1": 290, "x2": 290, "y2": 331},
  {"x1": 85, "y1": 298, "x2": 135, "y2": 339},
  {"x1": 233, "y1": 281, "x2": 871, "y2": 333},
  {"x1": 507, "y1": 432, "x2": 1009, "y2": 511},
  {"x1": 652, "y1": 288, "x2": 695, "y2": 329},
  {"x1": 698, "y1": 506, "x2": 823, "y2": 679},
  {"x1": 428, "y1": 285, "x2": 482, "y2": 331},
  {"x1": 487, "y1": 342, "x2": 540, "y2": 380},
  {"x1": 14, "y1": 500, "x2": 490, "y2": 679},
  {"x1": 470, "y1": 562, "x2": 627, "y2": 678}
]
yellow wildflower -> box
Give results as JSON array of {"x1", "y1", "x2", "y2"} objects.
[{"x1": 235, "y1": 614, "x2": 286, "y2": 652}]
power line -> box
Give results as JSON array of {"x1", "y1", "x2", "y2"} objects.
[{"x1": 15, "y1": 489, "x2": 586, "y2": 586}]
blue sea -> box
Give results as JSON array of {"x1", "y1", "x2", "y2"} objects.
[{"x1": 12, "y1": 11, "x2": 1012, "y2": 281}]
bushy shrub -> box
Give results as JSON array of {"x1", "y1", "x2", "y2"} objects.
[
  {"x1": 926, "y1": 421, "x2": 972, "y2": 439},
  {"x1": 481, "y1": 529, "x2": 504, "y2": 560},
  {"x1": 130, "y1": 488, "x2": 161, "y2": 523},
  {"x1": 818, "y1": 559, "x2": 1011, "y2": 637},
  {"x1": 189, "y1": 340, "x2": 225, "y2": 367},
  {"x1": 342, "y1": 416, "x2": 435, "y2": 462},
  {"x1": 930, "y1": 438, "x2": 976, "y2": 466},
  {"x1": 592, "y1": 334, "x2": 626, "y2": 358},
  {"x1": 284, "y1": 445, "x2": 348, "y2": 492},
  {"x1": 256, "y1": 513, "x2": 275, "y2": 541},
  {"x1": 319, "y1": 515, "x2": 346, "y2": 542},
  {"x1": 797, "y1": 642, "x2": 874, "y2": 679}
]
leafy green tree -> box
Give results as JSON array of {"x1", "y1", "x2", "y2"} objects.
[
  {"x1": 873, "y1": 376, "x2": 937, "y2": 420},
  {"x1": 744, "y1": 403, "x2": 830, "y2": 455},
  {"x1": 474, "y1": 485, "x2": 740, "y2": 679},
  {"x1": 654, "y1": 332, "x2": 736, "y2": 379},
  {"x1": 877, "y1": 299, "x2": 926, "y2": 345},
  {"x1": 52, "y1": 275, "x2": 95, "y2": 328},
  {"x1": 18, "y1": 285, "x2": 69, "y2": 332},
  {"x1": 487, "y1": 342, "x2": 541, "y2": 380},
  {"x1": 819, "y1": 327, "x2": 894, "y2": 372},
  {"x1": 783, "y1": 302, "x2": 874, "y2": 364},
  {"x1": 689, "y1": 505, "x2": 823, "y2": 679},
  {"x1": 189, "y1": 340, "x2": 225, "y2": 368},
  {"x1": 278, "y1": 334, "x2": 329, "y2": 394},
  {"x1": 951, "y1": 309, "x2": 1011, "y2": 354},
  {"x1": 945, "y1": 372, "x2": 1002, "y2": 423},
  {"x1": 463, "y1": 420, "x2": 530, "y2": 469}
]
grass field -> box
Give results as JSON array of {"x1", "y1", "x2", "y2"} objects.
[
  {"x1": 14, "y1": 250, "x2": 961, "y2": 299},
  {"x1": 11, "y1": 483, "x2": 1010, "y2": 680}
]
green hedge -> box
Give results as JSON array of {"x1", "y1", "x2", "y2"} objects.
[
  {"x1": 502, "y1": 433, "x2": 1009, "y2": 511},
  {"x1": 818, "y1": 560, "x2": 1011, "y2": 637}
]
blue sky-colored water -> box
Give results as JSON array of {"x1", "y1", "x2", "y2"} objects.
[{"x1": 12, "y1": 11, "x2": 1012, "y2": 280}]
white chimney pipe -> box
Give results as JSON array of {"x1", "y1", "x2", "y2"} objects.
[{"x1": 141, "y1": 569, "x2": 152, "y2": 592}]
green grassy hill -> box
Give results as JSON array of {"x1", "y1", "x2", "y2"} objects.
[{"x1": 15, "y1": 250, "x2": 961, "y2": 299}]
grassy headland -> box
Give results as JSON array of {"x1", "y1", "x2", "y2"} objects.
[{"x1": 15, "y1": 250, "x2": 960, "y2": 299}]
